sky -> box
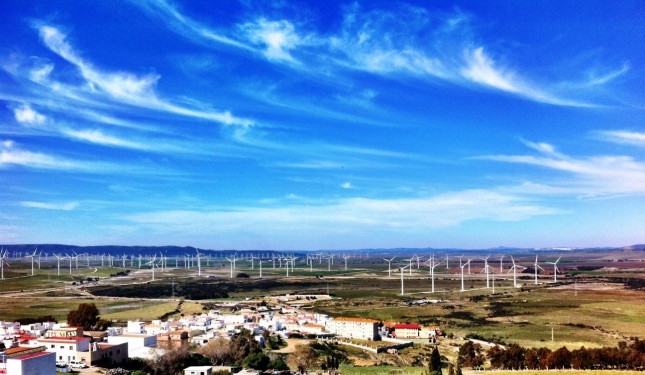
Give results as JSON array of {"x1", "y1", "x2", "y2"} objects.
[{"x1": 1, "y1": 1, "x2": 644, "y2": 250}]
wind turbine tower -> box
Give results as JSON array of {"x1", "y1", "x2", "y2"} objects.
[
  {"x1": 400, "y1": 265, "x2": 411, "y2": 295},
  {"x1": 383, "y1": 257, "x2": 396, "y2": 278},
  {"x1": 428, "y1": 255, "x2": 442, "y2": 293},
  {"x1": 533, "y1": 255, "x2": 544, "y2": 285},
  {"x1": 508, "y1": 256, "x2": 524, "y2": 288},
  {"x1": 460, "y1": 259, "x2": 471, "y2": 292},
  {"x1": 546, "y1": 257, "x2": 562, "y2": 283},
  {"x1": 0, "y1": 250, "x2": 10, "y2": 280}
]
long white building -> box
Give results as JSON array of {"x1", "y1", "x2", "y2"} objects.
[{"x1": 326, "y1": 317, "x2": 379, "y2": 340}]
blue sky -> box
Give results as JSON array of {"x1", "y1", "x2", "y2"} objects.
[{"x1": 1, "y1": 1, "x2": 643, "y2": 250}]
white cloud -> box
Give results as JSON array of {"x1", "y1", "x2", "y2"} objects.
[
  {"x1": 129, "y1": 2, "x2": 626, "y2": 108},
  {"x1": 241, "y1": 19, "x2": 302, "y2": 63},
  {"x1": 0, "y1": 139, "x2": 149, "y2": 174},
  {"x1": 478, "y1": 141, "x2": 645, "y2": 196},
  {"x1": 61, "y1": 128, "x2": 151, "y2": 150},
  {"x1": 21, "y1": 201, "x2": 79, "y2": 211},
  {"x1": 13, "y1": 104, "x2": 46, "y2": 125},
  {"x1": 123, "y1": 189, "x2": 559, "y2": 245},
  {"x1": 35, "y1": 25, "x2": 253, "y2": 126},
  {"x1": 461, "y1": 47, "x2": 519, "y2": 93},
  {"x1": 341, "y1": 182, "x2": 352, "y2": 189},
  {"x1": 593, "y1": 130, "x2": 645, "y2": 148}
]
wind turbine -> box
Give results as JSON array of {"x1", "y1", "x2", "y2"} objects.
[
  {"x1": 400, "y1": 265, "x2": 411, "y2": 295},
  {"x1": 460, "y1": 259, "x2": 471, "y2": 292},
  {"x1": 258, "y1": 259, "x2": 263, "y2": 278},
  {"x1": 66, "y1": 253, "x2": 73, "y2": 275},
  {"x1": 546, "y1": 257, "x2": 562, "y2": 283},
  {"x1": 54, "y1": 254, "x2": 65, "y2": 276},
  {"x1": 482, "y1": 256, "x2": 491, "y2": 288},
  {"x1": 427, "y1": 255, "x2": 443, "y2": 293},
  {"x1": 26, "y1": 249, "x2": 39, "y2": 276},
  {"x1": 508, "y1": 256, "x2": 525, "y2": 288},
  {"x1": 445, "y1": 253, "x2": 450, "y2": 270},
  {"x1": 533, "y1": 255, "x2": 544, "y2": 285},
  {"x1": 146, "y1": 254, "x2": 158, "y2": 281},
  {"x1": 225, "y1": 256, "x2": 235, "y2": 278},
  {"x1": 0, "y1": 250, "x2": 10, "y2": 280},
  {"x1": 382, "y1": 257, "x2": 396, "y2": 278},
  {"x1": 342, "y1": 255, "x2": 350, "y2": 271},
  {"x1": 499, "y1": 255, "x2": 505, "y2": 273},
  {"x1": 249, "y1": 254, "x2": 256, "y2": 270},
  {"x1": 196, "y1": 250, "x2": 202, "y2": 276}
]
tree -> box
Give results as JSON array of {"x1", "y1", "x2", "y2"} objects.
[
  {"x1": 198, "y1": 337, "x2": 232, "y2": 365},
  {"x1": 67, "y1": 303, "x2": 100, "y2": 330},
  {"x1": 268, "y1": 356, "x2": 289, "y2": 371},
  {"x1": 243, "y1": 352, "x2": 270, "y2": 370},
  {"x1": 148, "y1": 346, "x2": 191, "y2": 375},
  {"x1": 229, "y1": 329, "x2": 262, "y2": 365},
  {"x1": 458, "y1": 341, "x2": 484, "y2": 369},
  {"x1": 454, "y1": 360, "x2": 463, "y2": 375},
  {"x1": 428, "y1": 346, "x2": 442, "y2": 375},
  {"x1": 288, "y1": 344, "x2": 317, "y2": 374}
]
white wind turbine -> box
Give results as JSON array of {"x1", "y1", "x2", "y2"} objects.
[
  {"x1": 26, "y1": 249, "x2": 39, "y2": 276},
  {"x1": 546, "y1": 257, "x2": 562, "y2": 283},
  {"x1": 499, "y1": 255, "x2": 505, "y2": 273},
  {"x1": 66, "y1": 253, "x2": 74, "y2": 275},
  {"x1": 427, "y1": 255, "x2": 443, "y2": 293},
  {"x1": 382, "y1": 257, "x2": 396, "y2": 278},
  {"x1": 1, "y1": 250, "x2": 10, "y2": 280},
  {"x1": 225, "y1": 256, "x2": 235, "y2": 278},
  {"x1": 482, "y1": 256, "x2": 491, "y2": 288},
  {"x1": 258, "y1": 259, "x2": 263, "y2": 278},
  {"x1": 249, "y1": 254, "x2": 256, "y2": 270},
  {"x1": 508, "y1": 256, "x2": 525, "y2": 288},
  {"x1": 445, "y1": 253, "x2": 450, "y2": 270},
  {"x1": 343, "y1": 255, "x2": 350, "y2": 271},
  {"x1": 196, "y1": 250, "x2": 202, "y2": 276},
  {"x1": 460, "y1": 259, "x2": 471, "y2": 292},
  {"x1": 400, "y1": 264, "x2": 411, "y2": 295},
  {"x1": 533, "y1": 255, "x2": 544, "y2": 285},
  {"x1": 54, "y1": 254, "x2": 65, "y2": 276},
  {"x1": 146, "y1": 254, "x2": 158, "y2": 281}
]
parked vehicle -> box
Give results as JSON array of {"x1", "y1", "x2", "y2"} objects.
[{"x1": 69, "y1": 360, "x2": 88, "y2": 369}]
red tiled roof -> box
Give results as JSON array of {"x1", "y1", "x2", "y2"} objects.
[
  {"x1": 13, "y1": 351, "x2": 53, "y2": 361},
  {"x1": 394, "y1": 324, "x2": 421, "y2": 329},
  {"x1": 333, "y1": 317, "x2": 378, "y2": 323},
  {"x1": 40, "y1": 336, "x2": 88, "y2": 341}
]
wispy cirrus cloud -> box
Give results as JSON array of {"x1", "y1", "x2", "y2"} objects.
[
  {"x1": 240, "y1": 19, "x2": 304, "y2": 63},
  {"x1": 21, "y1": 201, "x2": 79, "y2": 211},
  {"x1": 20, "y1": 24, "x2": 253, "y2": 127},
  {"x1": 0, "y1": 139, "x2": 115, "y2": 171},
  {"x1": 0, "y1": 139, "x2": 171, "y2": 175},
  {"x1": 132, "y1": 2, "x2": 628, "y2": 108},
  {"x1": 477, "y1": 140, "x2": 645, "y2": 196},
  {"x1": 593, "y1": 130, "x2": 645, "y2": 148},
  {"x1": 122, "y1": 189, "x2": 559, "y2": 248},
  {"x1": 13, "y1": 103, "x2": 47, "y2": 125}
]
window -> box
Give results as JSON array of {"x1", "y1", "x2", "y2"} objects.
[
  {"x1": 69, "y1": 346, "x2": 73, "y2": 350},
  {"x1": 51, "y1": 345, "x2": 55, "y2": 348}
]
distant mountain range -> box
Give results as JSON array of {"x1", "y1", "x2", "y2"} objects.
[{"x1": 0, "y1": 243, "x2": 642, "y2": 257}]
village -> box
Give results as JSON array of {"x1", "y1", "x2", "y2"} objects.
[{"x1": 0, "y1": 295, "x2": 442, "y2": 375}]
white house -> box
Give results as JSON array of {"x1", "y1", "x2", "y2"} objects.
[
  {"x1": 107, "y1": 333, "x2": 159, "y2": 359},
  {"x1": 5, "y1": 348, "x2": 56, "y2": 375},
  {"x1": 184, "y1": 365, "x2": 212, "y2": 375},
  {"x1": 326, "y1": 317, "x2": 379, "y2": 340}
]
